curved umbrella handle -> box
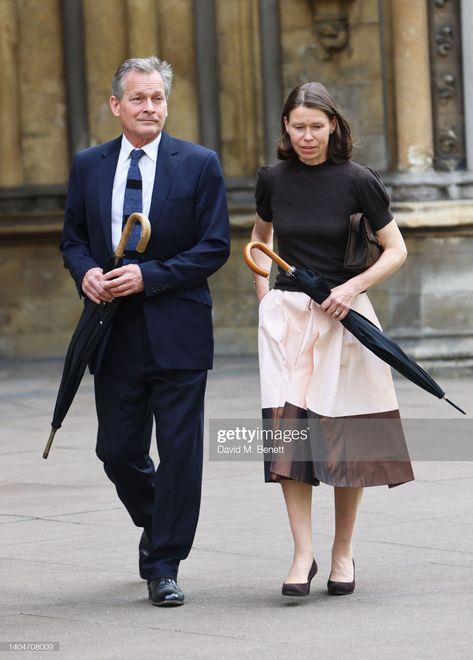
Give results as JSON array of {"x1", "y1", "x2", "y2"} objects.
[
  {"x1": 243, "y1": 241, "x2": 295, "y2": 277},
  {"x1": 114, "y1": 212, "x2": 152, "y2": 258}
]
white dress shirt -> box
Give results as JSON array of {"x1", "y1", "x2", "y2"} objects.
[{"x1": 111, "y1": 133, "x2": 161, "y2": 250}]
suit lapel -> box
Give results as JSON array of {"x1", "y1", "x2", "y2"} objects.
[
  {"x1": 98, "y1": 137, "x2": 121, "y2": 254},
  {"x1": 149, "y1": 132, "x2": 180, "y2": 225}
]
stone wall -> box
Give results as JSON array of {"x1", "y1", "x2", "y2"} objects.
[
  {"x1": 0, "y1": 0, "x2": 199, "y2": 190},
  {"x1": 83, "y1": 0, "x2": 199, "y2": 146},
  {"x1": 279, "y1": 0, "x2": 388, "y2": 170},
  {"x1": 0, "y1": 0, "x2": 472, "y2": 375},
  {"x1": 0, "y1": 242, "x2": 80, "y2": 358},
  {"x1": 0, "y1": 0, "x2": 68, "y2": 187},
  {"x1": 2, "y1": 218, "x2": 471, "y2": 379}
]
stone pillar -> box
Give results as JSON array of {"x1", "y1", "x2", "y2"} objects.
[
  {"x1": 83, "y1": 0, "x2": 128, "y2": 144},
  {"x1": 461, "y1": 0, "x2": 473, "y2": 170},
  {"x1": 258, "y1": 0, "x2": 283, "y2": 165},
  {"x1": 157, "y1": 0, "x2": 199, "y2": 143},
  {"x1": 194, "y1": 0, "x2": 220, "y2": 152},
  {"x1": 17, "y1": 0, "x2": 69, "y2": 184},
  {"x1": 62, "y1": 0, "x2": 90, "y2": 156},
  {"x1": 0, "y1": 0, "x2": 23, "y2": 186},
  {"x1": 391, "y1": 0, "x2": 434, "y2": 171},
  {"x1": 215, "y1": 0, "x2": 264, "y2": 176},
  {"x1": 125, "y1": 0, "x2": 159, "y2": 56}
]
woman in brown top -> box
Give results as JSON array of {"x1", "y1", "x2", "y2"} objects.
[{"x1": 251, "y1": 82, "x2": 413, "y2": 598}]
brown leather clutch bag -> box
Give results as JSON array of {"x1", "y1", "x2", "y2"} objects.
[{"x1": 343, "y1": 212, "x2": 383, "y2": 273}]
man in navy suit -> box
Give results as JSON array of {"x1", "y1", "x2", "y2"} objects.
[{"x1": 60, "y1": 56, "x2": 230, "y2": 606}]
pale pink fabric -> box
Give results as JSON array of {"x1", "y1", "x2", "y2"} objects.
[{"x1": 258, "y1": 290, "x2": 400, "y2": 417}]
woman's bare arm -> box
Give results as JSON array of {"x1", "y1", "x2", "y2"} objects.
[{"x1": 249, "y1": 216, "x2": 274, "y2": 301}]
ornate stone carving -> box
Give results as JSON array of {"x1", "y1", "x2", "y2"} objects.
[
  {"x1": 307, "y1": 0, "x2": 354, "y2": 61},
  {"x1": 437, "y1": 74, "x2": 456, "y2": 103},
  {"x1": 439, "y1": 126, "x2": 459, "y2": 153},
  {"x1": 436, "y1": 25, "x2": 454, "y2": 56},
  {"x1": 428, "y1": 0, "x2": 465, "y2": 170},
  {"x1": 313, "y1": 16, "x2": 350, "y2": 60}
]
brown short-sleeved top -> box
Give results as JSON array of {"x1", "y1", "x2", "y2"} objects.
[{"x1": 255, "y1": 157, "x2": 393, "y2": 290}]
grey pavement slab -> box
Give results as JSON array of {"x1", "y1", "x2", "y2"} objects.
[{"x1": 0, "y1": 357, "x2": 472, "y2": 660}]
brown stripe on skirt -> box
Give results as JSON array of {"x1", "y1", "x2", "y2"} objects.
[
  {"x1": 262, "y1": 404, "x2": 414, "y2": 488},
  {"x1": 258, "y1": 290, "x2": 414, "y2": 488}
]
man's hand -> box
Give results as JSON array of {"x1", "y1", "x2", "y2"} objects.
[
  {"x1": 102, "y1": 264, "x2": 144, "y2": 297},
  {"x1": 82, "y1": 267, "x2": 115, "y2": 304}
]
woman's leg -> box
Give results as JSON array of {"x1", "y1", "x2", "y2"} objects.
[
  {"x1": 281, "y1": 479, "x2": 314, "y2": 583},
  {"x1": 331, "y1": 486, "x2": 363, "y2": 581}
]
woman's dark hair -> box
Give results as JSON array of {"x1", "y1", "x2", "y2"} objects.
[{"x1": 277, "y1": 82, "x2": 353, "y2": 163}]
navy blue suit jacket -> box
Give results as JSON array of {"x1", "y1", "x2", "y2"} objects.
[{"x1": 60, "y1": 132, "x2": 230, "y2": 371}]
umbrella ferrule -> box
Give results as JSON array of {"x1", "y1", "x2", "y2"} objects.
[{"x1": 443, "y1": 394, "x2": 467, "y2": 415}]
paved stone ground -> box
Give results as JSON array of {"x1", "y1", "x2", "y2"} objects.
[{"x1": 0, "y1": 357, "x2": 472, "y2": 660}]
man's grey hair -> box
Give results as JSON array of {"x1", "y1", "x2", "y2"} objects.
[{"x1": 111, "y1": 56, "x2": 173, "y2": 100}]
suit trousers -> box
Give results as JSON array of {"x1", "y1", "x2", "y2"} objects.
[{"x1": 94, "y1": 294, "x2": 207, "y2": 580}]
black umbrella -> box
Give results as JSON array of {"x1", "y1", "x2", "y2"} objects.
[
  {"x1": 244, "y1": 241, "x2": 466, "y2": 415},
  {"x1": 43, "y1": 212, "x2": 152, "y2": 459}
]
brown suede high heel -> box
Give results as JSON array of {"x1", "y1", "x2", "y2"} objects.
[
  {"x1": 327, "y1": 559, "x2": 355, "y2": 596},
  {"x1": 282, "y1": 559, "x2": 318, "y2": 597}
]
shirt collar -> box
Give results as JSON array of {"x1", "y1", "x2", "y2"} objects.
[{"x1": 121, "y1": 133, "x2": 162, "y2": 163}]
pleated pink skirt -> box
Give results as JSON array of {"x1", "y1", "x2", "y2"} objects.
[{"x1": 258, "y1": 290, "x2": 414, "y2": 488}]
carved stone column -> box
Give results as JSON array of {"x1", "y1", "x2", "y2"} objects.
[
  {"x1": 0, "y1": 0, "x2": 23, "y2": 186},
  {"x1": 428, "y1": 0, "x2": 465, "y2": 171},
  {"x1": 461, "y1": 0, "x2": 473, "y2": 170},
  {"x1": 391, "y1": 0, "x2": 434, "y2": 171}
]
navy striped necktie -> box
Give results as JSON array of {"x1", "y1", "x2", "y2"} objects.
[{"x1": 123, "y1": 148, "x2": 145, "y2": 254}]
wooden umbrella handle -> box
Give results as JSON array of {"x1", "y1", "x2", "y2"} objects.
[
  {"x1": 243, "y1": 241, "x2": 294, "y2": 277},
  {"x1": 114, "y1": 212, "x2": 152, "y2": 258}
]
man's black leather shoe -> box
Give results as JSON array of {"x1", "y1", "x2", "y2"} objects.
[{"x1": 148, "y1": 577, "x2": 185, "y2": 607}]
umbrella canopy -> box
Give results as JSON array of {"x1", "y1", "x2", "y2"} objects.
[
  {"x1": 244, "y1": 241, "x2": 466, "y2": 415},
  {"x1": 43, "y1": 212, "x2": 152, "y2": 458}
]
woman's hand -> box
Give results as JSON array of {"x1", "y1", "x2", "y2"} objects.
[{"x1": 320, "y1": 279, "x2": 360, "y2": 321}]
